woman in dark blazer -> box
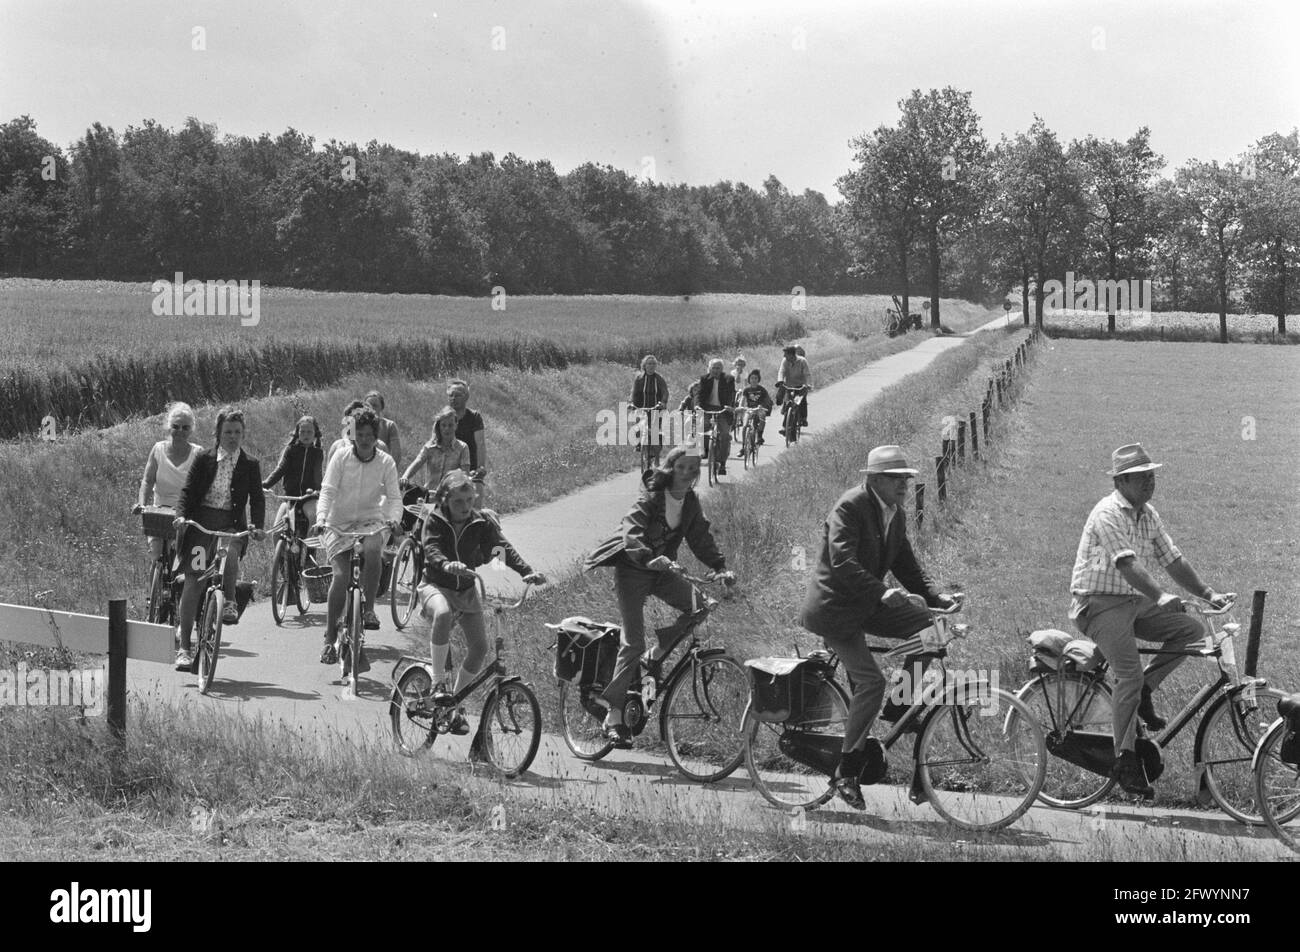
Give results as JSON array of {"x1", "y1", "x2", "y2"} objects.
[
  {"x1": 172, "y1": 406, "x2": 266, "y2": 669},
  {"x1": 584, "y1": 443, "x2": 735, "y2": 747}
]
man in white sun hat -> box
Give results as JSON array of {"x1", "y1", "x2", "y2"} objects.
[
  {"x1": 799, "y1": 444, "x2": 958, "y2": 810},
  {"x1": 1069, "y1": 442, "x2": 1230, "y2": 798}
]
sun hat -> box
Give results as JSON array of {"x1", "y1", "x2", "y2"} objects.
[
  {"x1": 1107, "y1": 443, "x2": 1163, "y2": 476},
  {"x1": 860, "y1": 445, "x2": 919, "y2": 476}
]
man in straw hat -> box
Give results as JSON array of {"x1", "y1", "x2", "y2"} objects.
[
  {"x1": 800, "y1": 445, "x2": 958, "y2": 810},
  {"x1": 1069, "y1": 442, "x2": 1230, "y2": 798}
]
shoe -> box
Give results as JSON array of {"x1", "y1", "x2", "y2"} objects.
[
  {"x1": 831, "y1": 771, "x2": 866, "y2": 810},
  {"x1": 758, "y1": 437, "x2": 765, "y2": 445},
  {"x1": 777, "y1": 427, "x2": 785, "y2": 436},
  {"x1": 1111, "y1": 749, "x2": 1155, "y2": 798},
  {"x1": 320, "y1": 642, "x2": 337, "y2": 665},
  {"x1": 222, "y1": 603, "x2": 239, "y2": 625},
  {"x1": 174, "y1": 648, "x2": 195, "y2": 671},
  {"x1": 1138, "y1": 685, "x2": 1167, "y2": 731},
  {"x1": 447, "y1": 708, "x2": 470, "y2": 736},
  {"x1": 717, "y1": 464, "x2": 727, "y2": 475},
  {"x1": 363, "y1": 608, "x2": 380, "y2": 631},
  {"x1": 859, "y1": 737, "x2": 889, "y2": 785},
  {"x1": 605, "y1": 724, "x2": 633, "y2": 749}
]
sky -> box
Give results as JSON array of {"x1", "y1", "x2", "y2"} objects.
[{"x1": 2, "y1": 0, "x2": 1296, "y2": 199}]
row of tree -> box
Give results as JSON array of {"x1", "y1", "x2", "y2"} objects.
[
  {"x1": 840, "y1": 89, "x2": 1299, "y2": 336},
  {"x1": 2, "y1": 105, "x2": 1297, "y2": 336}
]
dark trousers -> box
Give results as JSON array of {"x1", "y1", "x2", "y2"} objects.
[{"x1": 823, "y1": 601, "x2": 933, "y2": 753}]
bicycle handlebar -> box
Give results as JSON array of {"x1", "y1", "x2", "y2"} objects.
[
  {"x1": 271, "y1": 491, "x2": 318, "y2": 503},
  {"x1": 445, "y1": 570, "x2": 535, "y2": 609},
  {"x1": 1186, "y1": 592, "x2": 1237, "y2": 616},
  {"x1": 178, "y1": 519, "x2": 254, "y2": 540},
  {"x1": 319, "y1": 524, "x2": 390, "y2": 541}
]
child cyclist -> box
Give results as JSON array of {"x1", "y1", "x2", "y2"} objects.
[
  {"x1": 736, "y1": 369, "x2": 773, "y2": 448},
  {"x1": 417, "y1": 471, "x2": 547, "y2": 732}
]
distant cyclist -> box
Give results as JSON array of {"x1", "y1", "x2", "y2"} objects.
[
  {"x1": 631, "y1": 354, "x2": 669, "y2": 469},
  {"x1": 262, "y1": 415, "x2": 324, "y2": 532},
  {"x1": 133, "y1": 401, "x2": 203, "y2": 564},
  {"x1": 402, "y1": 405, "x2": 470, "y2": 492},
  {"x1": 696, "y1": 358, "x2": 735, "y2": 476},
  {"x1": 364, "y1": 390, "x2": 403, "y2": 470},
  {"x1": 737, "y1": 369, "x2": 773, "y2": 448},
  {"x1": 776, "y1": 344, "x2": 813, "y2": 432},
  {"x1": 315, "y1": 406, "x2": 402, "y2": 665},
  {"x1": 447, "y1": 379, "x2": 488, "y2": 506}
]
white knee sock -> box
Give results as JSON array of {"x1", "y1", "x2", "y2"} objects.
[
  {"x1": 431, "y1": 642, "x2": 450, "y2": 684},
  {"x1": 453, "y1": 663, "x2": 477, "y2": 695}
]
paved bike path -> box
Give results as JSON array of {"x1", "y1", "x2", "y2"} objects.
[{"x1": 120, "y1": 313, "x2": 1287, "y2": 859}]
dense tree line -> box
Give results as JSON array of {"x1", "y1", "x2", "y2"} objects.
[{"x1": 2, "y1": 108, "x2": 1297, "y2": 337}]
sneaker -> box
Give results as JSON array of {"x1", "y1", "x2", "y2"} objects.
[
  {"x1": 362, "y1": 608, "x2": 380, "y2": 630},
  {"x1": 174, "y1": 648, "x2": 195, "y2": 671},
  {"x1": 604, "y1": 723, "x2": 633, "y2": 749},
  {"x1": 320, "y1": 642, "x2": 337, "y2": 665},
  {"x1": 1111, "y1": 749, "x2": 1155, "y2": 798},
  {"x1": 222, "y1": 602, "x2": 239, "y2": 625}
]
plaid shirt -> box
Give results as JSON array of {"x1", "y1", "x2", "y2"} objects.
[{"x1": 1070, "y1": 490, "x2": 1183, "y2": 596}]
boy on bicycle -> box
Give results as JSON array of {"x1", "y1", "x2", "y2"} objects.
[{"x1": 737, "y1": 369, "x2": 773, "y2": 449}]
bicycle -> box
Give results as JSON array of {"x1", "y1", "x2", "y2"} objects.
[
  {"x1": 631, "y1": 406, "x2": 664, "y2": 474},
  {"x1": 389, "y1": 575, "x2": 542, "y2": 778},
  {"x1": 268, "y1": 491, "x2": 319, "y2": 626},
  {"x1": 1008, "y1": 594, "x2": 1288, "y2": 823},
  {"x1": 780, "y1": 385, "x2": 809, "y2": 446},
  {"x1": 735, "y1": 406, "x2": 759, "y2": 470},
  {"x1": 390, "y1": 487, "x2": 433, "y2": 630},
  {"x1": 552, "y1": 564, "x2": 749, "y2": 783},
  {"x1": 1252, "y1": 693, "x2": 1300, "y2": 854},
  {"x1": 697, "y1": 408, "x2": 729, "y2": 487},
  {"x1": 742, "y1": 595, "x2": 1048, "y2": 832},
  {"x1": 314, "y1": 524, "x2": 389, "y2": 690},
  {"x1": 138, "y1": 505, "x2": 179, "y2": 625},
  {"x1": 176, "y1": 520, "x2": 254, "y2": 695}
]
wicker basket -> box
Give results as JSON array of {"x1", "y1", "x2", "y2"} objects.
[
  {"x1": 141, "y1": 506, "x2": 176, "y2": 539},
  {"x1": 302, "y1": 566, "x2": 333, "y2": 603}
]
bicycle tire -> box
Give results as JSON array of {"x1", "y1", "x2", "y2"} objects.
[
  {"x1": 784, "y1": 404, "x2": 798, "y2": 446},
  {"x1": 558, "y1": 681, "x2": 614, "y2": 761},
  {"x1": 390, "y1": 665, "x2": 439, "y2": 756},
  {"x1": 917, "y1": 686, "x2": 1046, "y2": 831},
  {"x1": 1011, "y1": 672, "x2": 1117, "y2": 809},
  {"x1": 341, "y1": 593, "x2": 363, "y2": 685},
  {"x1": 661, "y1": 654, "x2": 749, "y2": 783},
  {"x1": 271, "y1": 539, "x2": 289, "y2": 626},
  {"x1": 479, "y1": 681, "x2": 542, "y2": 778},
  {"x1": 197, "y1": 589, "x2": 223, "y2": 695},
  {"x1": 293, "y1": 545, "x2": 310, "y2": 615},
  {"x1": 146, "y1": 558, "x2": 166, "y2": 624},
  {"x1": 390, "y1": 537, "x2": 421, "y2": 630},
  {"x1": 1197, "y1": 684, "x2": 1295, "y2": 825},
  {"x1": 1254, "y1": 718, "x2": 1300, "y2": 854},
  {"x1": 744, "y1": 675, "x2": 850, "y2": 810}
]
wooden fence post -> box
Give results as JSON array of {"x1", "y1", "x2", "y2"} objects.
[
  {"x1": 935, "y1": 456, "x2": 947, "y2": 502},
  {"x1": 957, "y1": 420, "x2": 966, "y2": 462},
  {"x1": 982, "y1": 401, "x2": 991, "y2": 441},
  {"x1": 1245, "y1": 590, "x2": 1266, "y2": 678},
  {"x1": 108, "y1": 599, "x2": 127, "y2": 743},
  {"x1": 969, "y1": 411, "x2": 979, "y2": 460},
  {"x1": 915, "y1": 483, "x2": 925, "y2": 530}
]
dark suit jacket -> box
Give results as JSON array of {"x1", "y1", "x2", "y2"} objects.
[
  {"x1": 799, "y1": 484, "x2": 941, "y2": 639},
  {"x1": 696, "y1": 373, "x2": 736, "y2": 410},
  {"x1": 179, "y1": 447, "x2": 266, "y2": 531}
]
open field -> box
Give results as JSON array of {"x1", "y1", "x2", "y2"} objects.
[
  {"x1": 0, "y1": 281, "x2": 990, "y2": 438},
  {"x1": 1042, "y1": 307, "x2": 1299, "y2": 344}
]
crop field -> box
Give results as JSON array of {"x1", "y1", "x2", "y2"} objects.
[
  {"x1": 0, "y1": 280, "x2": 989, "y2": 439},
  {"x1": 1042, "y1": 307, "x2": 1299, "y2": 342}
]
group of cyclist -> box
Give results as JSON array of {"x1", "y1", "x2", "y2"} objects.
[{"x1": 630, "y1": 343, "x2": 814, "y2": 474}]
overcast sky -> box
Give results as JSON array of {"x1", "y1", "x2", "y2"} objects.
[{"x1": 2, "y1": 0, "x2": 1296, "y2": 197}]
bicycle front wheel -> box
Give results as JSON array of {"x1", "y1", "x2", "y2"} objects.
[
  {"x1": 390, "y1": 665, "x2": 439, "y2": 756},
  {"x1": 558, "y1": 681, "x2": 614, "y2": 761},
  {"x1": 661, "y1": 654, "x2": 749, "y2": 783},
  {"x1": 1255, "y1": 718, "x2": 1300, "y2": 854},
  {"x1": 146, "y1": 558, "x2": 166, "y2": 624},
  {"x1": 479, "y1": 681, "x2": 542, "y2": 778},
  {"x1": 1011, "y1": 672, "x2": 1116, "y2": 809},
  {"x1": 917, "y1": 687, "x2": 1046, "y2": 831},
  {"x1": 1197, "y1": 685, "x2": 1295, "y2": 824},
  {"x1": 197, "y1": 590, "x2": 223, "y2": 695},
  {"x1": 390, "y1": 537, "x2": 421, "y2": 631},
  {"x1": 745, "y1": 675, "x2": 849, "y2": 810},
  {"x1": 271, "y1": 539, "x2": 289, "y2": 626}
]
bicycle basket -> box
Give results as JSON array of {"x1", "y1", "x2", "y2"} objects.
[
  {"x1": 141, "y1": 506, "x2": 176, "y2": 539},
  {"x1": 550, "y1": 617, "x2": 620, "y2": 686},
  {"x1": 302, "y1": 566, "x2": 333, "y2": 603}
]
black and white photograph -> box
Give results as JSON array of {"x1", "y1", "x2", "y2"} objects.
[{"x1": 0, "y1": 0, "x2": 1297, "y2": 897}]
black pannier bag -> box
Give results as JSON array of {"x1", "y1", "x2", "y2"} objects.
[
  {"x1": 745, "y1": 655, "x2": 837, "y2": 724},
  {"x1": 549, "y1": 617, "x2": 620, "y2": 687}
]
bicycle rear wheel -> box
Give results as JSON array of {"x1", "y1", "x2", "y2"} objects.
[
  {"x1": 1254, "y1": 719, "x2": 1300, "y2": 854},
  {"x1": 662, "y1": 654, "x2": 749, "y2": 782},
  {"x1": 1197, "y1": 685, "x2": 1296, "y2": 824},
  {"x1": 1010, "y1": 672, "x2": 1116, "y2": 809},
  {"x1": 197, "y1": 589, "x2": 223, "y2": 695},
  {"x1": 271, "y1": 539, "x2": 290, "y2": 626},
  {"x1": 917, "y1": 687, "x2": 1045, "y2": 831},
  {"x1": 745, "y1": 675, "x2": 849, "y2": 810},
  {"x1": 558, "y1": 681, "x2": 614, "y2": 761},
  {"x1": 479, "y1": 681, "x2": 542, "y2": 778},
  {"x1": 390, "y1": 537, "x2": 421, "y2": 630},
  {"x1": 390, "y1": 665, "x2": 439, "y2": 756}
]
